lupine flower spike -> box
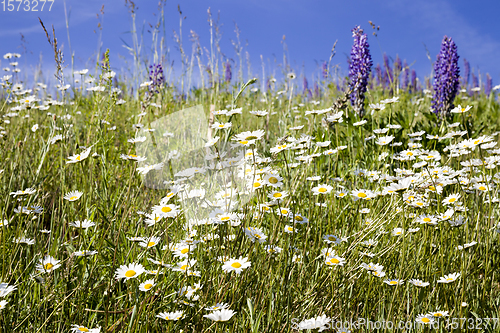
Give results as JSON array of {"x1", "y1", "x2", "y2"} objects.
[
  {"x1": 432, "y1": 36, "x2": 460, "y2": 117},
  {"x1": 348, "y1": 26, "x2": 372, "y2": 117}
]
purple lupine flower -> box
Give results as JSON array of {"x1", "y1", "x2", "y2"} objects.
[
  {"x1": 314, "y1": 81, "x2": 320, "y2": 98},
  {"x1": 410, "y1": 70, "x2": 417, "y2": 92},
  {"x1": 472, "y1": 73, "x2": 478, "y2": 89},
  {"x1": 485, "y1": 73, "x2": 492, "y2": 95},
  {"x1": 402, "y1": 60, "x2": 409, "y2": 90},
  {"x1": 303, "y1": 76, "x2": 312, "y2": 97},
  {"x1": 148, "y1": 63, "x2": 165, "y2": 94},
  {"x1": 322, "y1": 61, "x2": 328, "y2": 79},
  {"x1": 431, "y1": 36, "x2": 460, "y2": 116},
  {"x1": 463, "y1": 58, "x2": 470, "y2": 89},
  {"x1": 393, "y1": 55, "x2": 402, "y2": 88},
  {"x1": 383, "y1": 53, "x2": 393, "y2": 86},
  {"x1": 225, "y1": 61, "x2": 232, "y2": 83},
  {"x1": 394, "y1": 55, "x2": 402, "y2": 73},
  {"x1": 375, "y1": 64, "x2": 383, "y2": 87},
  {"x1": 348, "y1": 26, "x2": 372, "y2": 116}
]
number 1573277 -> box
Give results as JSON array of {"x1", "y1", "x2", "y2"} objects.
[{"x1": 1, "y1": 0, "x2": 54, "y2": 11}]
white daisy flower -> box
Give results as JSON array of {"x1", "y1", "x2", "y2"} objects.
[
  {"x1": 437, "y1": 272, "x2": 460, "y2": 283},
  {"x1": 115, "y1": 263, "x2": 145, "y2": 280},
  {"x1": 63, "y1": 191, "x2": 83, "y2": 202},
  {"x1": 203, "y1": 309, "x2": 236, "y2": 322},
  {"x1": 221, "y1": 257, "x2": 251, "y2": 274},
  {"x1": 139, "y1": 279, "x2": 156, "y2": 292}
]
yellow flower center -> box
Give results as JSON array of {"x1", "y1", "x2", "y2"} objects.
[
  {"x1": 269, "y1": 177, "x2": 278, "y2": 184},
  {"x1": 422, "y1": 317, "x2": 430, "y2": 323},
  {"x1": 78, "y1": 327, "x2": 89, "y2": 332},
  {"x1": 231, "y1": 262, "x2": 242, "y2": 268},
  {"x1": 44, "y1": 263, "x2": 54, "y2": 270},
  {"x1": 181, "y1": 248, "x2": 189, "y2": 254},
  {"x1": 329, "y1": 258, "x2": 340, "y2": 264},
  {"x1": 478, "y1": 186, "x2": 486, "y2": 191},
  {"x1": 358, "y1": 193, "x2": 367, "y2": 198},
  {"x1": 76, "y1": 155, "x2": 81, "y2": 161},
  {"x1": 69, "y1": 196, "x2": 78, "y2": 201},
  {"x1": 281, "y1": 210, "x2": 288, "y2": 214},
  {"x1": 162, "y1": 206, "x2": 172, "y2": 213},
  {"x1": 129, "y1": 154, "x2": 137, "y2": 158},
  {"x1": 125, "y1": 270, "x2": 136, "y2": 277},
  {"x1": 446, "y1": 278, "x2": 453, "y2": 281},
  {"x1": 180, "y1": 265, "x2": 188, "y2": 271},
  {"x1": 449, "y1": 198, "x2": 456, "y2": 202},
  {"x1": 273, "y1": 193, "x2": 282, "y2": 198},
  {"x1": 219, "y1": 124, "x2": 224, "y2": 128},
  {"x1": 429, "y1": 186, "x2": 435, "y2": 191},
  {"x1": 147, "y1": 242, "x2": 156, "y2": 247},
  {"x1": 295, "y1": 216, "x2": 303, "y2": 221},
  {"x1": 240, "y1": 140, "x2": 248, "y2": 145},
  {"x1": 221, "y1": 216, "x2": 230, "y2": 221},
  {"x1": 423, "y1": 218, "x2": 431, "y2": 222},
  {"x1": 144, "y1": 283, "x2": 153, "y2": 290},
  {"x1": 389, "y1": 281, "x2": 398, "y2": 285},
  {"x1": 318, "y1": 188, "x2": 327, "y2": 193},
  {"x1": 434, "y1": 313, "x2": 442, "y2": 317},
  {"x1": 246, "y1": 136, "x2": 257, "y2": 140}
]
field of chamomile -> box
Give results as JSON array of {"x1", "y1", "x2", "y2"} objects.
[{"x1": 1, "y1": 15, "x2": 500, "y2": 333}]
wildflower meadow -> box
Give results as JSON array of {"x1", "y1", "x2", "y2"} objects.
[{"x1": 1, "y1": 4, "x2": 500, "y2": 333}]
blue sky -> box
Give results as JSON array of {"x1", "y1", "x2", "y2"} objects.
[{"x1": 0, "y1": 0, "x2": 499, "y2": 88}]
